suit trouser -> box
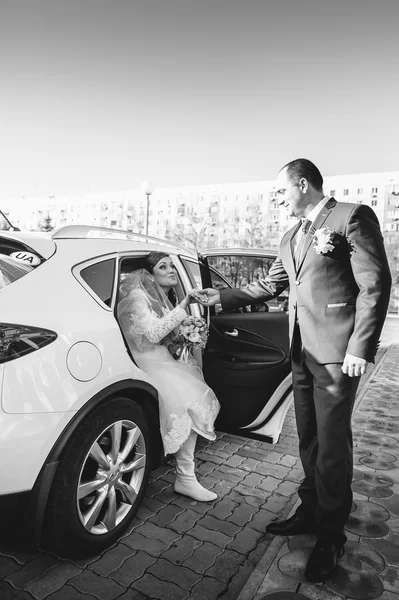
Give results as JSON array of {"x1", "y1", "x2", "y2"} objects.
[{"x1": 291, "y1": 327, "x2": 360, "y2": 546}]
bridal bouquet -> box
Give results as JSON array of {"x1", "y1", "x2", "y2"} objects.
[
  {"x1": 179, "y1": 316, "x2": 209, "y2": 350},
  {"x1": 167, "y1": 316, "x2": 209, "y2": 363}
]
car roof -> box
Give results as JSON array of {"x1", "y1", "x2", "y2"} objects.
[
  {"x1": 1, "y1": 226, "x2": 197, "y2": 264},
  {"x1": 51, "y1": 225, "x2": 194, "y2": 254},
  {"x1": 0, "y1": 227, "x2": 277, "y2": 265}
]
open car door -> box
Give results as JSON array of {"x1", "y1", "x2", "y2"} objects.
[{"x1": 199, "y1": 249, "x2": 292, "y2": 444}]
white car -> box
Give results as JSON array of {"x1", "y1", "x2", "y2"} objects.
[{"x1": 0, "y1": 225, "x2": 293, "y2": 557}]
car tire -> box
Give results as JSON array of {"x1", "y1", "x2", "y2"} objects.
[{"x1": 45, "y1": 396, "x2": 152, "y2": 557}]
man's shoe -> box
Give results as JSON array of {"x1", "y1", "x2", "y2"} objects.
[
  {"x1": 305, "y1": 540, "x2": 344, "y2": 582},
  {"x1": 266, "y1": 514, "x2": 316, "y2": 536}
]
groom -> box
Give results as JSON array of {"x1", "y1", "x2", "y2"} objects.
[{"x1": 200, "y1": 158, "x2": 391, "y2": 582}]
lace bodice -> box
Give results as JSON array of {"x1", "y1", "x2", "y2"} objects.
[{"x1": 118, "y1": 288, "x2": 187, "y2": 353}]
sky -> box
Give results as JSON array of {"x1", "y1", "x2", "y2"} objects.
[{"x1": 1, "y1": 0, "x2": 398, "y2": 199}]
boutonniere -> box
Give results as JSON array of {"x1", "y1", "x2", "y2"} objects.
[
  {"x1": 312, "y1": 227, "x2": 356, "y2": 255},
  {"x1": 312, "y1": 227, "x2": 337, "y2": 254}
]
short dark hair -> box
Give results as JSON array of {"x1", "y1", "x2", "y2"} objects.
[{"x1": 281, "y1": 158, "x2": 323, "y2": 192}]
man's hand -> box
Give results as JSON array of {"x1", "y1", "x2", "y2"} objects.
[
  {"x1": 195, "y1": 288, "x2": 221, "y2": 306},
  {"x1": 342, "y1": 353, "x2": 369, "y2": 377}
]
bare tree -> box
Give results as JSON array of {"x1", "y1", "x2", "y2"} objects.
[
  {"x1": 173, "y1": 212, "x2": 215, "y2": 252},
  {"x1": 241, "y1": 205, "x2": 268, "y2": 248}
]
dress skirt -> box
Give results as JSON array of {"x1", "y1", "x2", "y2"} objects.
[{"x1": 134, "y1": 345, "x2": 220, "y2": 455}]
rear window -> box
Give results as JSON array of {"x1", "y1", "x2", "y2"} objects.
[
  {"x1": 80, "y1": 259, "x2": 116, "y2": 307},
  {"x1": 0, "y1": 237, "x2": 44, "y2": 288},
  {"x1": 0, "y1": 237, "x2": 44, "y2": 264},
  {"x1": 0, "y1": 254, "x2": 34, "y2": 289}
]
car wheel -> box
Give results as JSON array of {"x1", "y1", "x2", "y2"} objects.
[{"x1": 45, "y1": 396, "x2": 152, "y2": 557}]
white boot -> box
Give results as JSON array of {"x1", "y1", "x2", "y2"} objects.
[{"x1": 174, "y1": 431, "x2": 217, "y2": 502}]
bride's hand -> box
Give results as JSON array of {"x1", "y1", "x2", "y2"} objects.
[{"x1": 179, "y1": 291, "x2": 198, "y2": 310}]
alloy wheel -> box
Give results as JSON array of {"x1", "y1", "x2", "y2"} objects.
[{"x1": 76, "y1": 419, "x2": 146, "y2": 535}]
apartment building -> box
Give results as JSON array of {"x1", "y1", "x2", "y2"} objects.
[{"x1": 1, "y1": 171, "x2": 398, "y2": 249}]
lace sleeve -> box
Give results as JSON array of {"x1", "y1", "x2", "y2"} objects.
[{"x1": 127, "y1": 289, "x2": 187, "y2": 344}]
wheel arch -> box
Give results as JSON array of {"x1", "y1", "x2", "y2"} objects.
[{"x1": 30, "y1": 379, "x2": 162, "y2": 546}]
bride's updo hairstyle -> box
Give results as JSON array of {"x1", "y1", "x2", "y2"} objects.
[{"x1": 143, "y1": 251, "x2": 178, "y2": 307}]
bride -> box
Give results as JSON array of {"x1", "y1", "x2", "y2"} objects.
[{"x1": 117, "y1": 251, "x2": 220, "y2": 502}]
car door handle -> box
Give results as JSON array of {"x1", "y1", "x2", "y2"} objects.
[{"x1": 225, "y1": 329, "x2": 238, "y2": 337}]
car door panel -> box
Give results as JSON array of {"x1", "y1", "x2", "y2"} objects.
[
  {"x1": 203, "y1": 312, "x2": 290, "y2": 431},
  {"x1": 209, "y1": 321, "x2": 286, "y2": 366}
]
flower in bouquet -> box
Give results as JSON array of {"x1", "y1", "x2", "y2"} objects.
[
  {"x1": 176, "y1": 316, "x2": 209, "y2": 362},
  {"x1": 179, "y1": 316, "x2": 209, "y2": 350}
]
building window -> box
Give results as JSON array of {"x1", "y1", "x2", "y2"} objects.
[
  {"x1": 329, "y1": 190, "x2": 336, "y2": 197},
  {"x1": 371, "y1": 200, "x2": 377, "y2": 206},
  {"x1": 357, "y1": 188, "x2": 363, "y2": 195},
  {"x1": 372, "y1": 187, "x2": 378, "y2": 194},
  {"x1": 343, "y1": 189, "x2": 349, "y2": 196}
]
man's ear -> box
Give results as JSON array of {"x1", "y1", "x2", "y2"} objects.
[{"x1": 299, "y1": 177, "x2": 308, "y2": 193}]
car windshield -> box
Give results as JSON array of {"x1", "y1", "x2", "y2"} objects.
[{"x1": 0, "y1": 254, "x2": 34, "y2": 289}]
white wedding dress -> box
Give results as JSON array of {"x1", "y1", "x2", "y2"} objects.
[{"x1": 117, "y1": 277, "x2": 220, "y2": 455}]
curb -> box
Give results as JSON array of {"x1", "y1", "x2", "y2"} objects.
[{"x1": 236, "y1": 535, "x2": 288, "y2": 600}]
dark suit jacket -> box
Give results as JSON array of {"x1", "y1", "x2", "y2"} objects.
[{"x1": 220, "y1": 199, "x2": 392, "y2": 364}]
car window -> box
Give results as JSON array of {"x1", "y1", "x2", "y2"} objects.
[
  {"x1": 0, "y1": 253, "x2": 34, "y2": 289},
  {"x1": 80, "y1": 259, "x2": 116, "y2": 307},
  {"x1": 181, "y1": 256, "x2": 232, "y2": 290},
  {"x1": 206, "y1": 254, "x2": 276, "y2": 287},
  {"x1": 209, "y1": 267, "x2": 231, "y2": 291},
  {"x1": 0, "y1": 237, "x2": 44, "y2": 264},
  {"x1": 180, "y1": 257, "x2": 202, "y2": 289},
  {"x1": 206, "y1": 253, "x2": 287, "y2": 312}
]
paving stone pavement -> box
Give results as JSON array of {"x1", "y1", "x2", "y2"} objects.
[{"x1": 0, "y1": 316, "x2": 398, "y2": 600}]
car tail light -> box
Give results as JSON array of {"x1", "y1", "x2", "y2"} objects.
[{"x1": 0, "y1": 323, "x2": 57, "y2": 364}]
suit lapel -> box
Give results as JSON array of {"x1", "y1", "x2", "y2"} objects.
[{"x1": 296, "y1": 198, "x2": 337, "y2": 273}]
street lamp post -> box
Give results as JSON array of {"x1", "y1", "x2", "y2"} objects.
[{"x1": 141, "y1": 181, "x2": 154, "y2": 236}]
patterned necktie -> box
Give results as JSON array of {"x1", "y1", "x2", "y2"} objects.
[{"x1": 294, "y1": 218, "x2": 312, "y2": 267}]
